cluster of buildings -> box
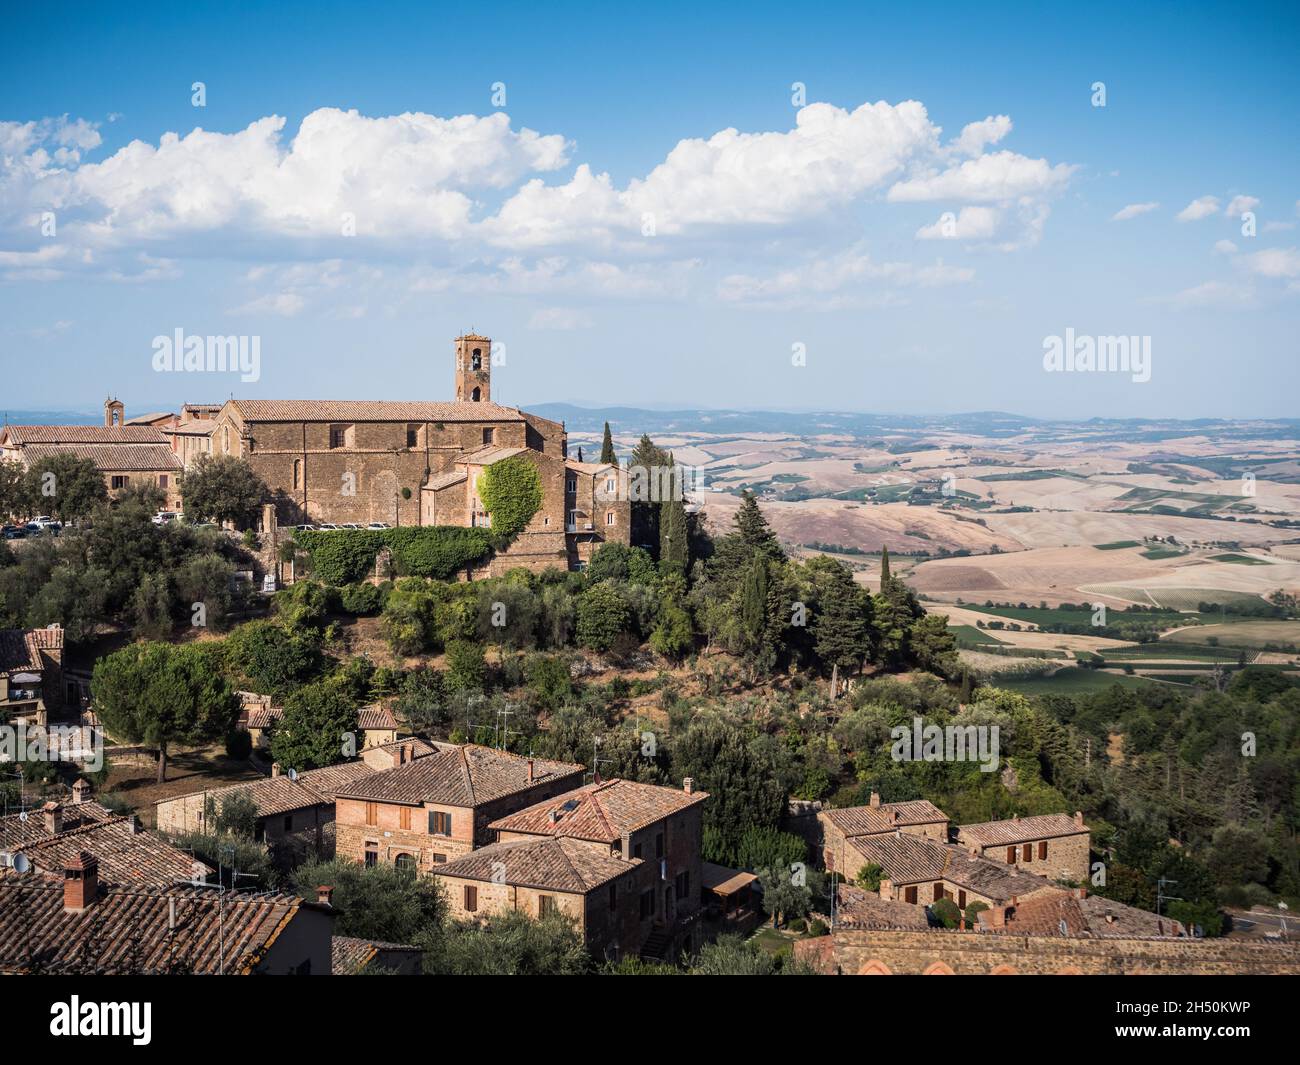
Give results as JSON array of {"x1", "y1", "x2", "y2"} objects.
[{"x1": 0, "y1": 334, "x2": 629, "y2": 574}]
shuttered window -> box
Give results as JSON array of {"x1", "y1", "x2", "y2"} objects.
[
  {"x1": 1038, "y1": 840, "x2": 1048, "y2": 860},
  {"x1": 539, "y1": 895, "x2": 556, "y2": 917},
  {"x1": 905, "y1": 886, "x2": 918, "y2": 904},
  {"x1": 399, "y1": 806, "x2": 411, "y2": 831},
  {"x1": 958, "y1": 890, "x2": 967, "y2": 909},
  {"x1": 933, "y1": 883, "x2": 944, "y2": 902},
  {"x1": 1007, "y1": 846, "x2": 1016, "y2": 864},
  {"x1": 464, "y1": 885, "x2": 477, "y2": 912},
  {"x1": 1022, "y1": 843, "x2": 1032, "y2": 862},
  {"x1": 364, "y1": 802, "x2": 377, "y2": 826}
]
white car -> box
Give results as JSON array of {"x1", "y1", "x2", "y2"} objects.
[
  {"x1": 27, "y1": 515, "x2": 56, "y2": 528},
  {"x1": 318, "y1": 523, "x2": 340, "y2": 530},
  {"x1": 340, "y1": 522, "x2": 362, "y2": 530},
  {"x1": 151, "y1": 511, "x2": 180, "y2": 526},
  {"x1": 366, "y1": 522, "x2": 390, "y2": 530}
]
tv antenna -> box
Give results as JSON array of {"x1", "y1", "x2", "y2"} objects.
[
  {"x1": 1155, "y1": 876, "x2": 1181, "y2": 917},
  {"x1": 585, "y1": 735, "x2": 614, "y2": 785}
]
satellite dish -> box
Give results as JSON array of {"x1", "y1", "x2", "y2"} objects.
[
  {"x1": 288, "y1": 768, "x2": 298, "y2": 781},
  {"x1": 13, "y1": 853, "x2": 30, "y2": 874},
  {"x1": 18, "y1": 811, "x2": 27, "y2": 822}
]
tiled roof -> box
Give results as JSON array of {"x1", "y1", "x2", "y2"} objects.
[
  {"x1": 22, "y1": 442, "x2": 183, "y2": 472},
  {"x1": 489, "y1": 779, "x2": 708, "y2": 844},
  {"x1": 824, "y1": 799, "x2": 949, "y2": 837},
  {"x1": 958, "y1": 813, "x2": 1088, "y2": 847},
  {"x1": 461, "y1": 445, "x2": 526, "y2": 466},
  {"x1": 124, "y1": 412, "x2": 174, "y2": 425},
  {"x1": 847, "y1": 835, "x2": 1053, "y2": 902},
  {"x1": 244, "y1": 706, "x2": 282, "y2": 730},
  {"x1": 336, "y1": 745, "x2": 582, "y2": 807},
  {"x1": 833, "y1": 885, "x2": 932, "y2": 931},
  {"x1": 435, "y1": 836, "x2": 637, "y2": 893},
  {"x1": 0, "y1": 873, "x2": 321, "y2": 974},
  {"x1": 425, "y1": 469, "x2": 467, "y2": 491},
  {"x1": 156, "y1": 761, "x2": 378, "y2": 820},
  {"x1": 11, "y1": 817, "x2": 212, "y2": 888},
  {"x1": 564, "y1": 460, "x2": 616, "y2": 474},
  {"x1": 0, "y1": 424, "x2": 168, "y2": 445},
  {"x1": 169, "y1": 418, "x2": 216, "y2": 435},
  {"x1": 294, "y1": 760, "x2": 379, "y2": 799},
  {"x1": 0, "y1": 627, "x2": 62, "y2": 676},
  {"x1": 331, "y1": 935, "x2": 420, "y2": 975},
  {"x1": 0, "y1": 801, "x2": 115, "y2": 849},
  {"x1": 229, "y1": 399, "x2": 525, "y2": 423},
  {"x1": 357, "y1": 705, "x2": 397, "y2": 731},
  {"x1": 1078, "y1": 894, "x2": 1184, "y2": 937}
]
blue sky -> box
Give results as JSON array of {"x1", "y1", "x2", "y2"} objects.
[{"x1": 2, "y1": 0, "x2": 1298, "y2": 418}]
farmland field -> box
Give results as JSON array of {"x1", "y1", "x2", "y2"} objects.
[{"x1": 1163, "y1": 620, "x2": 1300, "y2": 650}]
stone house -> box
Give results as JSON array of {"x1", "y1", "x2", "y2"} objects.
[
  {"x1": 0, "y1": 400, "x2": 183, "y2": 511},
  {"x1": 956, "y1": 811, "x2": 1091, "y2": 884},
  {"x1": 818, "y1": 793, "x2": 949, "y2": 876},
  {"x1": 455, "y1": 777, "x2": 710, "y2": 961},
  {"x1": 333, "y1": 744, "x2": 585, "y2": 874},
  {"x1": 0, "y1": 624, "x2": 64, "y2": 727}
]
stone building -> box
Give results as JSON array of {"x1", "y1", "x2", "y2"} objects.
[
  {"x1": 206, "y1": 333, "x2": 630, "y2": 573},
  {"x1": 0, "y1": 624, "x2": 65, "y2": 726},
  {"x1": 0, "y1": 400, "x2": 183, "y2": 512},
  {"x1": 956, "y1": 811, "x2": 1090, "y2": 884},
  {"x1": 454, "y1": 777, "x2": 710, "y2": 961},
  {"x1": 818, "y1": 793, "x2": 949, "y2": 875},
  {"x1": 332, "y1": 744, "x2": 584, "y2": 873}
]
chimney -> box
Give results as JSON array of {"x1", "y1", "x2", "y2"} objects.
[
  {"x1": 127, "y1": 814, "x2": 142, "y2": 834},
  {"x1": 878, "y1": 878, "x2": 893, "y2": 899},
  {"x1": 1074, "y1": 810, "x2": 1085, "y2": 828},
  {"x1": 548, "y1": 808, "x2": 559, "y2": 823},
  {"x1": 271, "y1": 762, "x2": 282, "y2": 778},
  {"x1": 316, "y1": 885, "x2": 334, "y2": 906},
  {"x1": 1104, "y1": 909, "x2": 1116, "y2": 924},
  {"x1": 527, "y1": 759, "x2": 535, "y2": 784},
  {"x1": 620, "y1": 831, "x2": 632, "y2": 860},
  {"x1": 71, "y1": 778, "x2": 91, "y2": 805},
  {"x1": 1075, "y1": 885, "x2": 1088, "y2": 900},
  {"x1": 683, "y1": 777, "x2": 694, "y2": 795},
  {"x1": 43, "y1": 801, "x2": 63, "y2": 835},
  {"x1": 63, "y1": 852, "x2": 99, "y2": 911},
  {"x1": 988, "y1": 904, "x2": 1007, "y2": 928},
  {"x1": 868, "y1": 791, "x2": 881, "y2": 808},
  {"x1": 968, "y1": 842, "x2": 979, "y2": 858}
]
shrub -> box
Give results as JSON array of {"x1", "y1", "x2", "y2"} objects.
[
  {"x1": 340, "y1": 581, "x2": 383, "y2": 615},
  {"x1": 931, "y1": 896, "x2": 961, "y2": 929},
  {"x1": 807, "y1": 918, "x2": 828, "y2": 937},
  {"x1": 446, "y1": 639, "x2": 487, "y2": 692},
  {"x1": 295, "y1": 528, "x2": 492, "y2": 585},
  {"x1": 788, "y1": 918, "x2": 807, "y2": 933},
  {"x1": 576, "y1": 581, "x2": 631, "y2": 652},
  {"x1": 225, "y1": 728, "x2": 253, "y2": 760},
  {"x1": 478, "y1": 456, "x2": 542, "y2": 541}
]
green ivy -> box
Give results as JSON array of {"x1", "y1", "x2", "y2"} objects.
[
  {"x1": 478, "y1": 456, "x2": 542, "y2": 541},
  {"x1": 294, "y1": 527, "x2": 492, "y2": 584}
]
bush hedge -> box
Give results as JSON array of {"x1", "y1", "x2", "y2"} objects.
[{"x1": 294, "y1": 527, "x2": 493, "y2": 584}]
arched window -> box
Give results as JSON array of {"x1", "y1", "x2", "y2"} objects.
[
  {"x1": 293, "y1": 459, "x2": 302, "y2": 490},
  {"x1": 471, "y1": 349, "x2": 482, "y2": 371},
  {"x1": 394, "y1": 853, "x2": 416, "y2": 874},
  {"x1": 471, "y1": 387, "x2": 481, "y2": 402},
  {"x1": 222, "y1": 425, "x2": 230, "y2": 454}
]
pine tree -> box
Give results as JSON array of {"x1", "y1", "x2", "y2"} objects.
[
  {"x1": 600, "y1": 422, "x2": 617, "y2": 466},
  {"x1": 812, "y1": 562, "x2": 871, "y2": 696},
  {"x1": 734, "y1": 490, "x2": 785, "y2": 563}
]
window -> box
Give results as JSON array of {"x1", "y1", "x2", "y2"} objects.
[
  {"x1": 110, "y1": 475, "x2": 129, "y2": 490},
  {"x1": 608, "y1": 882, "x2": 618, "y2": 912},
  {"x1": 567, "y1": 476, "x2": 577, "y2": 493},
  {"x1": 605, "y1": 511, "x2": 615, "y2": 526},
  {"x1": 292, "y1": 459, "x2": 302, "y2": 489},
  {"x1": 471, "y1": 348, "x2": 482, "y2": 370},
  {"x1": 639, "y1": 889, "x2": 655, "y2": 919},
  {"x1": 1038, "y1": 840, "x2": 1048, "y2": 860},
  {"x1": 482, "y1": 427, "x2": 494, "y2": 445},
  {"x1": 958, "y1": 890, "x2": 967, "y2": 909},
  {"x1": 655, "y1": 833, "x2": 664, "y2": 859},
  {"x1": 432, "y1": 853, "x2": 447, "y2": 864},
  {"x1": 394, "y1": 853, "x2": 416, "y2": 873},
  {"x1": 406, "y1": 425, "x2": 419, "y2": 448},
  {"x1": 538, "y1": 895, "x2": 556, "y2": 917},
  {"x1": 364, "y1": 802, "x2": 378, "y2": 826},
  {"x1": 470, "y1": 387, "x2": 481, "y2": 402},
  {"x1": 1006, "y1": 846, "x2": 1016, "y2": 864},
  {"x1": 464, "y1": 885, "x2": 478, "y2": 912},
  {"x1": 904, "y1": 885, "x2": 918, "y2": 904},
  {"x1": 399, "y1": 807, "x2": 411, "y2": 831},
  {"x1": 364, "y1": 842, "x2": 378, "y2": 868},
  {"x1": 933, "y1": 882, "x2": 944, "y2": 902},
  {"x1": 632, "y1": 842, "x2": 643, "y2": 860},
  {"x1": 222, "y1": 425, "x2": 230, "y2": 453},
  {"x1": 282, "y1": 814, "x2": 293, "y2": 832},
  {"x1": 605, "y1": 477, "x2": 616, "y2": 495},
  {"x1": 159, "y1": 474, "x2": 169, "y2": 489},
  {"x1": 675, "y1": 870, "x2": 690, "y2": 901},
  {"x1": 429, "y1": 810, "x2": 452, "y2": 836},
  {"x1": 1022, "y1": 843, "x2": 1032, "y2": 863},
  {"x1": 329, "y1": 424, "x2": 349, "y2": 449}
]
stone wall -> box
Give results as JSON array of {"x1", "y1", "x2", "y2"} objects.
[
  {"x1": 796, "y1": 928, "x2": 1300, "y2": 975},
  {"x1": 967, "y1": 830, "x2": 1091, "y2": 884}
]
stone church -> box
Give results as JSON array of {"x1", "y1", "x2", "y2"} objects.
[{"x1": 209, "y1": 334, "x2": 629, "y2": 572}]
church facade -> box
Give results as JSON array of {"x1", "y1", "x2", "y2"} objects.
[{"x1": 209, "y1": 334, "x2": 629, "y2": 572}]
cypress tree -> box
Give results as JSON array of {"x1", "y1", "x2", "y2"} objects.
[
  {"x1": 600, "y1": 422, "x2": 617, "y2": 466},
  {"x1": 879, "y1": 544, "x2": 891, "y2": 584},
  {"x1": 734, "y1": 490, "x2": 785, "y2": 563},
  {"x1": 660, "y1": 495, "x2": 688, "y2": 578}
]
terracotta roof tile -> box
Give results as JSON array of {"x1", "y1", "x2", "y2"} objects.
[
  {"x1": 0, "y1": 874, "x2": 319, "y2": 974},
  {"x1": 435, "y1": 836, "x2": 637, "y2": 893},
  {"x1": 230, "y1": 399, "x2": 525, "y2": 423},
  {"x1": 489, "y1": 779, "x2": 708, "y2": 844},
  {"x1": 846, "y1": 835, "x2": 1054, "y2": 902},
  {"x1": 8, "y1": 817, "x2": 212, "y2": 888},
  {"x1": 824, "y1": 799, "x2": 949, "y2": 837},
  {"x1": 22, "y1": 442, "x2": 183, "y2": 472},
  {"x1": 330, "y1": 935, "x2": 420, "y2": 974},
  {"x1": 1, "y1": 425, "x2": 168, "y2": 445},
  {"x1": 0, "y1": 801, "x2": 115, "y2": 849},
  {"x1": 0, "y1": 627, "x2": 62, "y2": 676},
  {"x1": 958, "y1": 813, "x2": 1088, "y2": 847},
  {"x1": 337, "y1": 745, "x2": 582, "y2": 807}
]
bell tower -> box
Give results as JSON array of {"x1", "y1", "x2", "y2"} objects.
[
  {"x1": 104, "y1": 396, "x2": 125, "y2": 427},
  {"x1": 454, "y1": 334, "x2": 491, "y2": 403}
]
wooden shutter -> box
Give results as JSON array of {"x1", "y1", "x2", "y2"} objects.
[
  {"x1": 1022, "y1": 843, "x2": 1032, "y2": 862},
  {"x1": 933, "y1": 883, "x2": 944, "y2": 902},
  {"x1": 958, "y1": 890, "x2": 967, "y2": 909},
  {"x1": 399, "y1": 806, "x2": 411, "y2": 830},
  {"x1": 1007, "y1": 846, "x2": 1016, "y2": 864},
  {"x1": 365, "y1": 802, "x2": 377, "y2": 826},
  {"x1": 1038, "y1": 840, "x2": 1048, "y2": 860},
  {"x1": 464, "y1": 885, "x2": 477, "y2": 912}
]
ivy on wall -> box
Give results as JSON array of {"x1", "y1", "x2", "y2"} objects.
[
  {"x1": 293, "y1": 527, "x2": 493, "y2": 584},
  {"x1": 478, "y1": 456, "x2": 543, "y2": 542}
]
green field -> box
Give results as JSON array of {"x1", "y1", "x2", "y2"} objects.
[
  {"x1": 1207, "y1": 553, "x2": 1273, "y2": 565},
  {"x1": 1105, "y1": 643, "x2": 1242, "y2": 662},
  {"x1": 948, "y1": 624, "x2": 1005, "y2": 646},
  {"x1": 967, "y1": 604, "x2": 1190, "y2": 628},
  {"x1": 1095, "y1": 540, "x2": 1141, "y2": 550},
  {"x1": 997, "y1": 668, "x2": 1160, "y2": 695},
  {"x1": 1141, "y1": 547, "x2": 1187, "y2": 560},
  {"x1": 1164, "y1": 620, "x2": 1300, "y2": 651}
]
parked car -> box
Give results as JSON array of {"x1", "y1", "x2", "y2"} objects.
[
  {"x1": 317, "y1": 523, "x2": 340, "y2": 531},
  {"x1": 151, "y1": 511, "x2": 180, "y2": 526},
  {"x1": 366, "y1": 522, "x2": 390, "y2": 530},
  {"x1": 2, "y1": 525, "x2": 26, "y2": 540},
  {"x1": 292, "y1": 523, "x2": 317, "y2": 532},
  {"x1": 27, "y1": 515, "x2": 56, "y2": 528},
  {"x1": 339, "y1": 522, "x2": 362, "y2": 530}
]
